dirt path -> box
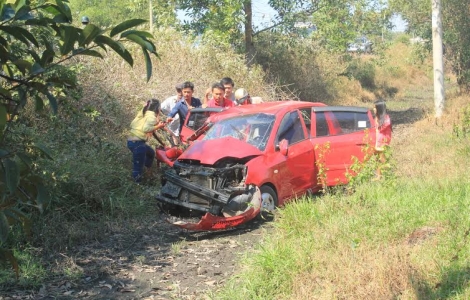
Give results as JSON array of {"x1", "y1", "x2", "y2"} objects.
[{"x1": 2, "y1": 212, "x2": 272, "y2": 300}]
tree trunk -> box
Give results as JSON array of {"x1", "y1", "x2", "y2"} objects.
[
  {"x1": 244, "y1": 1, "x2": 255, "y2": 67},
  {"x1": 432, "y1": 0, "x2": 445, "y2": 118}
]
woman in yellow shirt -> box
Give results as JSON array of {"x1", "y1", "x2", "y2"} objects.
[{"x1": 127, "y1": 99, "x2": 166, "y2": 183}]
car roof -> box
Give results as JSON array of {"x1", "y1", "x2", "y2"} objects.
[{"x1": 207, "y1": 100, "x2": 327, "y2": 122}]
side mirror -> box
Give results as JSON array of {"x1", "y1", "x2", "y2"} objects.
[{"x1": 277, "y1": 139, "x2": 289, "y2": 156}]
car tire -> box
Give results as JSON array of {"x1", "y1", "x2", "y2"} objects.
[{"x1": 258, "y1": 185, "x2": 278, "y2": 221}]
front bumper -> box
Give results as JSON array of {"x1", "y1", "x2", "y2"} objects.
[{"x1": 156, "y1": 169, "x2": 261, "y2": 231}]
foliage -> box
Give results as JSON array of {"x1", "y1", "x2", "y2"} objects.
[
  {"x1": 453, "y1": 105, "x2": 470, "y2": 138},
  {"x1": 390, "y1": 0, "x2": 470, "y2": 92},
  {"x1": 345, "y1": 59, "x2": 376, "y2": 89},
  {"x1": 178, "y1": 0, "x2": 392, "y2": 56},
  {"x1": 0, "y1": 0, "x2": 158, "y2": 277},
  {"x1": 314, "y1": 141, "x2": 330, "y2": 193},
  {"x1": 68, "y1": 0, "x2": 179, "y2": 29},
  {"x1": 311, "y1": 0, "x2": 392, "y2": 51}
]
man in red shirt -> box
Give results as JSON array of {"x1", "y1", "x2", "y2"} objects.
[{"x1": 206, "y1": 82, "x2": 234, "y2": 108}]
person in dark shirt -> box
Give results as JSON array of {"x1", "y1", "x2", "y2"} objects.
[{"x1": 166, "y1": 81, "x2": 202, "y2": 135}]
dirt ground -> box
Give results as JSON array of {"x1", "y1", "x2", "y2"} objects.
[
  {"x1": 1, "y1": 209, "x2": 273, "y2": 300},
  {"x1": 0, "y1": 103, "x2": 423, "y2": 300}
]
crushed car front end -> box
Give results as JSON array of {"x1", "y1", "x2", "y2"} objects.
[
  {"x1": 157, "y1": 158, "x2": 261, "y2": 231},
  {"x1": 156, "y1": 112, "x2": 275, "y2": 231}
]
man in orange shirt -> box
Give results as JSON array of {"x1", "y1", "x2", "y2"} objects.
[{"x1": 206, "y1": 82, "x2": 234, "y2": 108}]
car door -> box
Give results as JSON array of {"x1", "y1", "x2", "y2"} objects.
[
  {"x1": 311, "y1": 107, "x2": 373, "y2": 186},
  {"x1": 273, "y1": 110, "x2": 315, "y2": 202},
  {"x1": 180, "y1": 107, "x2": 224, "y2": 142}
]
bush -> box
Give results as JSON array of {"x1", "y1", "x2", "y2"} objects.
[{"x1": 346, "y1": 59, "x2": 376, "y2": 90}]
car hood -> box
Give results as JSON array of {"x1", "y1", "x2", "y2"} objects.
[{"x1": 178, "y1": 137, "x2": 262, "y2": 165}]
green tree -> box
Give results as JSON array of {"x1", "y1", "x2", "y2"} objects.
[
  {"x1": 178, "y1": 0, "x2": 391, "y2": 64},
  {"x1": 0, "y1": 0, "x2": 158, "y2": 276},
  {"x1": 390, "y1": 0, "x2": 470, "y2": 92}
]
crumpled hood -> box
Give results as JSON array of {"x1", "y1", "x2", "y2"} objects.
[{"x1": 178, "y1": 137, "x2": 262, "y2": 165}]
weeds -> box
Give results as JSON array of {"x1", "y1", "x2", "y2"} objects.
[{"x1": 314, "y1": 142, "x2": 330, "y2": 193}]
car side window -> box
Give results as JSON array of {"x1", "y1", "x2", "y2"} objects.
[
  {"x1": 277, "y1": 111, "x2": 305, "y2": 145},
  {"x1": 299, "y1": 108, "x2": 311, "y2": 137},
  {"x1": 331, "y1": 111, "x2": 371, "y2": 133},
  {"x1": 315, "y1": 112, "x2": 329, "y2": 137},
  {"x1": 187, "y1": 111, "x2": 211, "y2": 130}
]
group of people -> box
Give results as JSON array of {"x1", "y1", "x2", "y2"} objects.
[{"x1": 127, "y1": 77, "x2": 254, "y2": 183}]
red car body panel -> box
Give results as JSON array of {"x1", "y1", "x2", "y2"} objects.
[{"x1": 178, "y1": 137, "x2": 262, "y2": 164}]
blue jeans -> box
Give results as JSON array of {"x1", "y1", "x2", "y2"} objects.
[{"x1": 127, "y1": 140, "x2": 155, "y2": 182}]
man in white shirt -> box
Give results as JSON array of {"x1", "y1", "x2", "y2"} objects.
[{"x1": 161, "y1": 83, "x2": 183, "y2": 144}]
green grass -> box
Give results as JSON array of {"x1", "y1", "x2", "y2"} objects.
[{"x1": 216, "y1": 177, "x2": 470, "y2": 299}]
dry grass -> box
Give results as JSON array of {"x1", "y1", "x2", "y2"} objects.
[{"x1": 290, "y1": 244, "x2": 416, "y2": 300}]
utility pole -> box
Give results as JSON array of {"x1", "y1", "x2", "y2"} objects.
[
  {"x1": 149, "y1": 0, "x2": 154, "y2": 32},
  {"x1": 432, "y1": 0, "x2": 445, "y2": 118}
]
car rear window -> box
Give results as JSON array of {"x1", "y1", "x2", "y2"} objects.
[{"x1": 330, "y1": 111, "x2": 371, "y2": 134}]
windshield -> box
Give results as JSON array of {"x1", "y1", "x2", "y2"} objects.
[{"x1": 203, "y1": 113, "x2": 275, "y2": 151}]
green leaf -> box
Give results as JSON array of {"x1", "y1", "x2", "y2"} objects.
[
  {"x1": 52, "y1": 13, "x2": 69, "y2": 23},
  {"x1": 142, "y1": 47, "x2": 152, "y2": 82},
  {"x1": 31, "y1": 142, "x2": 53, "y2": 159},
  {"x1": 0, "y1": 104, "x2": 7, "y2": 139},
  {"x1": 124, "y1": 33, "x2": 156, "y2": 53},
  {"x1": 12, "y1": 59, "x2": 31, "y2": 75},
  {"x1": 110, "y1": 19, "x2": 147, "y2": 37},
  {"x1": 0, "y1": 25, "x2": 39, "y2": 47},
  {"x1": 0, "y1": 212, "x2": 9, "y2": 244},
  {"x1": 95, "y1": 35, "x2": 133, "y2": 66},
  {"x1": 2, "y1": 64, "x2": 13, "y2": 77},
  {"x1": 14, "y1": 0, "x2": 26, "y2": 11},
  {"x1": 54, "y1": 0, "x2": 72, "y2": 23},
  {"x1": 34, "y1": 95, "x2": 44, "y2": 111},
  {"x1": 5, "y1": 207, "x2": 31, "y2": 238},
  {"x1": 27, "y1": 49, "x2": 41, "y2": 64},
  {"x1": 60, "y1": 25, "x2": 78, "y2": 55},
  {"x1": 0, "y1": 149, "x2": 9, "y2": 158},
  {"x1": 16, "y1": 152, "x2": 32, "y2": 172},
  {"x1": 0, "y1": 248, "x2": 19, "y2": 279},
  {"x1": 40, "y1": 49, "x2": 55, "y2": 66},
  {"x1": 15, "y1": 5, "x2": 33, "y2": 21},
  {"x1": 36, "y1": 183, "x2": 48, "y2": 213},
  {"x1": 0, "y1": 87, "x2": 11, "y2": 99},
  {"x1": 31, "y1": 62, "x2": 45, "y2": 75},
  {"x1": 120, "y1": 30, "x2": 154, "y2": 40},
  {"x1": 3, "y1": 158, "x2": 19, "y2": 194},
  {"x1": 44, "y1": 90, "x2": 57, "y2": 114},
  {"x1": 0, "y1": 44, "x2": 8, "y2": 62},
  {"x1": 72, "y1": 48, "x2": 103, "y2": 58},
  {"x1": 81, "y1": 24, "x2": 101, "y2": 46},
  {"x1": 0, "y1": 4, "x2": 14, "y2": 21}
]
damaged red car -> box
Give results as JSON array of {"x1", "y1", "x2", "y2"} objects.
[{"x1": 156, "y1": 101, "x2": 375, "y2": 231}]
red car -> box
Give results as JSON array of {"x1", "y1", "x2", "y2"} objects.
[{"x1": 157, "y1": 101, "x2": 375, "y2": 231}]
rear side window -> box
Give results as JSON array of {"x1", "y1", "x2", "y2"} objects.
[{"x1": 331, "y1": 111, "x2": 371, "y2": 134}]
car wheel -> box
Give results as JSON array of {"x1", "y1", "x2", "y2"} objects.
[{"x1": 258, "y1": 185, "x2": 278, "y2": 221}]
